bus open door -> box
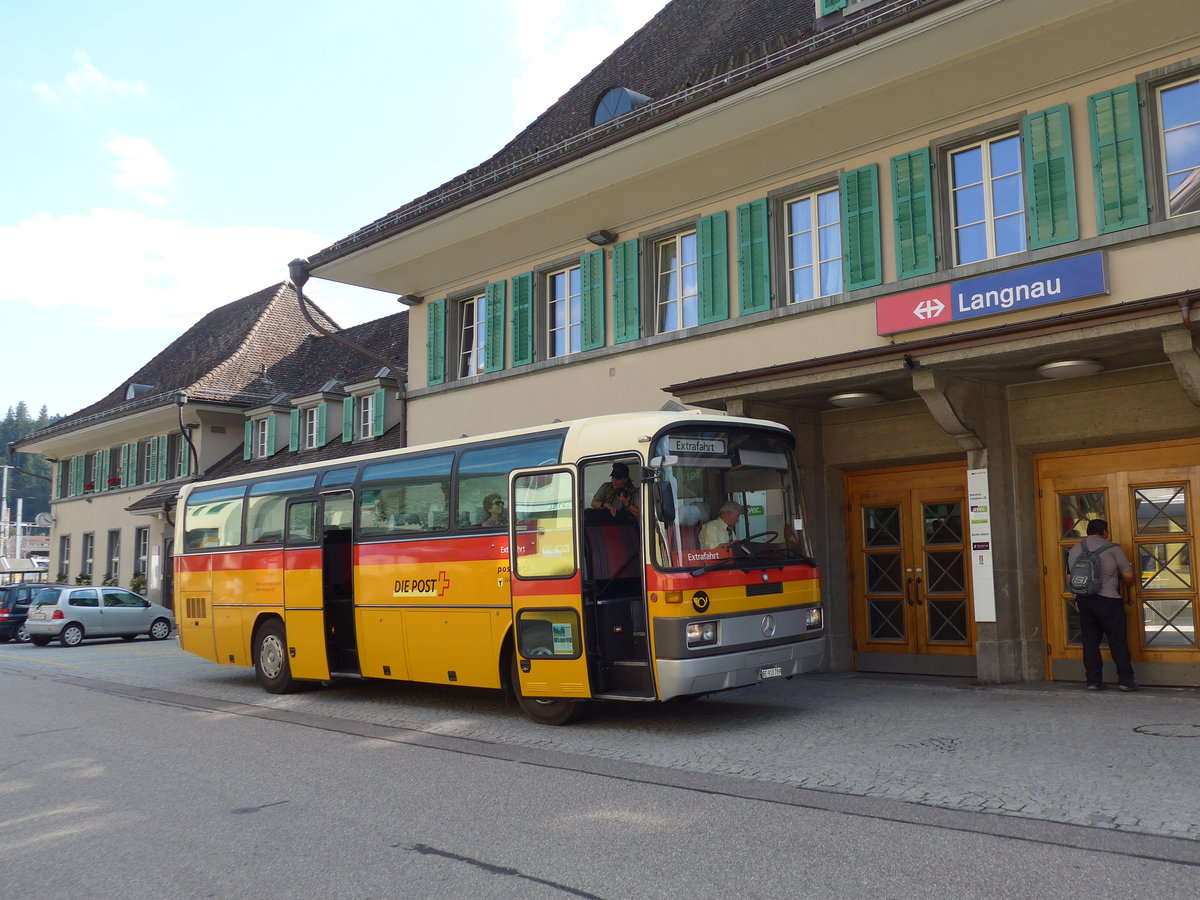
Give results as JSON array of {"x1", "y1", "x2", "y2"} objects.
[{"x1": 507, "y1": 467, "x2": 590, "y2": 724}]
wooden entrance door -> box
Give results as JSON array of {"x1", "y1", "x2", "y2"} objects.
[
  {"x1": 1037, "y1": 439, "x2": 1200, "y2": 684},
  {"x1": 847, "y1": 463, "x2": 976, "y2": 674}
]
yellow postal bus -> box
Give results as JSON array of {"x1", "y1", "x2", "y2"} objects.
[{"x1": 174, "y1": 411, "x2": 824, "y2": 723}]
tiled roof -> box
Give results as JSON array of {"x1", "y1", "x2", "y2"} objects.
[
  {"x1": 312, "y1": 0, "x2": 951, "y2": 265},
  {"x1": 18, "y1": 283, "x2": 345, "y2": 443}
]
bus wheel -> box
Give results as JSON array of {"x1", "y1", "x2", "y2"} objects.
[
  {"x1": 254, "y1": 620, "x2": 297, "y2": 694},
  {"x1": 510, "y1": 654, "x2": 581, "y2": 726}
]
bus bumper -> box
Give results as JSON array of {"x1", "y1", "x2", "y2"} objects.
[{"x1": 654, "y1": 635, "x2": 825, "y2": 699}]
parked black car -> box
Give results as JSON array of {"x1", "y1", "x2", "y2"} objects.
[{"x1": 0, "y1": 582, "x2": 50, "y2": 644}]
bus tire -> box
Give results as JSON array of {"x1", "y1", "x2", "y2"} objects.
[
  {"x1": 510, "y1": 653, "x2": 581, "y2": 726},
  {"x1": 254, "y1": 619, "x2": 297, "y2": 694}
]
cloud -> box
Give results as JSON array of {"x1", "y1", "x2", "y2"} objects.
[
  {"x1": 0, "y1": 209, "x2": 383, "y2": 331},
  {"x1": 507, "y1": 0, "x2": 666, "y2": 131},
  {"x1": 34, "y1": 51, "x2": 147, "y2": 104},
  {"x1": 107, "y1": 135, "x2": 175, "y2": 206}
]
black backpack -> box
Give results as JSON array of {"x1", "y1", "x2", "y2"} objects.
[{"x1": 1068, "y1": 540, "x2": 1114, "y2": 596}]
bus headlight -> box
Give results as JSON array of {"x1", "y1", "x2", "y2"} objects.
[
  {"x1": 686, "y1": 621, "x2": 717, "y2": 647},
  {"x1": 805, "y1": 607, "x2": 823, "y2": 630}
]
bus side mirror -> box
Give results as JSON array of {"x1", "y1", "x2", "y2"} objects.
[{"x1": 654, "y1": 482, "x2": 676, "y2": 525}]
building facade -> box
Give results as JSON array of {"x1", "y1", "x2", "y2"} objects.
[{"x1": 305, "y1": 0, "x2": 1200, "y2": 686}]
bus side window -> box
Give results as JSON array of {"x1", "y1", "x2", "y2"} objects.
[{"x1": 287, "y1": 501, "x2": 318, "y2": 543}]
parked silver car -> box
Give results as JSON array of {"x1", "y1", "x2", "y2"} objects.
[{"x1": 25, "y1": 586, "x2": 175, "y2": 647}]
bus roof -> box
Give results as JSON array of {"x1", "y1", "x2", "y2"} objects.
[{"x1": 178, "y1": 409, "x2": 791, "y2": 501}]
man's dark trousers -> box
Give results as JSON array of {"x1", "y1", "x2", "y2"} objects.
[{"x1": 1077, "y1": 593, "x2": 1134, "y2": 686}]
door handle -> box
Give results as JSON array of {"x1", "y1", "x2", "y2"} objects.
[
  {"x1": 905, "y1": 576, "x2": 915, "y2": 606},
  {"x1": 914, "y1": 575, "x2": 924, "y2": 606}
]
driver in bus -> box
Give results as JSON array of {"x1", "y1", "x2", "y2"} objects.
[{"x1": 700, "y1": 501, "x2": 744, "y2": 549}]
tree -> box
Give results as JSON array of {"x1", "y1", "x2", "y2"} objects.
[{"x1": 2, "y1": 403, "x2": 59, "y2": 522}]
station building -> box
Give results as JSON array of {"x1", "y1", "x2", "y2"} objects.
[{"x1": 303, "y1": 0, "x2": 1200, "y2": 686}]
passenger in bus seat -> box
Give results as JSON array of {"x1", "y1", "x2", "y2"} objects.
[{"x1": 481, "y1": 493, "x2": 507, "y2": 527}]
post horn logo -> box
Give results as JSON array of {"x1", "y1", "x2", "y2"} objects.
[{"x1": 692, "y1": 590, "x2": 710, "y2": 613}]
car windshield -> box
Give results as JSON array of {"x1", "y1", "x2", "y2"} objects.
[{"x1": 649, "y1": 426, "x2": 814, "y2": 571}]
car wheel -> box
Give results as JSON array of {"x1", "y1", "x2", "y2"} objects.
[
  {"x1": 510, "y1": 653, "x2": 581, "y2": 726},
  {"x1": 254, "y1": 619, "x2": 297, "y2": 694},
  {"x1": 30, "y1": 635, "x2": 52, "y2": 646},
  {"x1": 148, "y1": 618, "x2": 172, "y2": 641},
  {"x1": 60, "y1": 623, "x2": 85, "y2": 647},
  {"x1": 16, "y1": 623, "x2": 32, "y2": 643}
]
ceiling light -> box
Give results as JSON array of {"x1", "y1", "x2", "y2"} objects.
[
  {"x1": 1036, "y1": 359, "x2": 1103, "y2": 379},
  {"x1": 586, "y1": 229, "x2": 617, "y2": 246},
  {"x1": 829, "y1": 391, "x2": 884, "y2": 408}
]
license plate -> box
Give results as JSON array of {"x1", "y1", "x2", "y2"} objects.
[{"x1": 759, "y1": 665, "x2": 783, "y2": 680}]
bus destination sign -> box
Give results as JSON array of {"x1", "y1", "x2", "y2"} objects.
[
  {"x1": 875, "y1": 252, "x2": 1106, "y2": 336},
  {"x1": 667, "y1": 436, "x2": 727, "y2": 455}
]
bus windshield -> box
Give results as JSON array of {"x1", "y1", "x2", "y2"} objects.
[{"x1": 649, "y1": 426, "x2": 814, "y2": 571}]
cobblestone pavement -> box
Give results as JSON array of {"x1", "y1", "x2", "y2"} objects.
[{"x1": 5, "y1": 638, "x2": 1199, "y2": 840}]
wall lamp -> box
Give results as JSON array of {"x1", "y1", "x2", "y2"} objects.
[
  {"x1": 396, "y1": 294, "x2": 425, "y2": 307},
  {"x1": 587, "y1": 229, "x2": 618, "y2": 246},
  {"x1": 829, "y1": 391, "x2": 884, "y2": 408}
]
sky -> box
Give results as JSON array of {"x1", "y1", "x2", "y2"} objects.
[{"x1": 0, "y1": 0, "x2": 670, "y2": 419}]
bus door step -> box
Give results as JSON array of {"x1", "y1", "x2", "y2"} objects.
[{"x1": 608, "y1": 658, "x2": 653, "y2": 693}]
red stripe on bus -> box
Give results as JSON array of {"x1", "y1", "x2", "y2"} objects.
[
  {"x1": 176, "y1": 555, "x2": 211, "y2": 574},
  {"x1": 356, "y1": 536, "x2": 506, "y2": 566},
  {"x1": 648, "y1": 565, "x2": 819, "y2": 591},
  {"x1": 284, "y1": 548, "x2": 322, "y2": 570},
  {"x1": 513, "y1": 574, "x2": 582, "y2": 596},
  {"x1": 211, "y1": 549, "x2": 282, "y2": 572}
]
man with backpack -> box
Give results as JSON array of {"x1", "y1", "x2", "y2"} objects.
[{"x1": 1066, "y1": 519, "x2": 1136, "y2": 692}]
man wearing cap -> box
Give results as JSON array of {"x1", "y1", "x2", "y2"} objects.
[
  {"x1": 700, "y1": 501, "x2": 744, "y2": 549},
  {"x1": 592, "y1": 462, "x2": 640, "y2": 517}
]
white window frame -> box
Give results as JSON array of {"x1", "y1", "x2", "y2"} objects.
[
  {"x1": 82, "y1": 532, "x2": 95, "y2": 578},
  {"x1": 948, "y1": 131, "x2": 1026, "y2": 265},
  {"x1": 106, "y1": 529, "x2": 121, "y2": 580},
  {"x1": 303, "y1": 406, "x2": 320, "y2": 449},
  {"x1": 135, "y1": 527, "x2": 149, "y2": 575},
  {"x1": 253, "y1": 417, "x2": 271, "y2": 458},
  {"x1": 654, "y1": 230, "x2": 698, "y2": 334},
  {"x1": 59, "y1": 535, "x2": 71, "y2": 577},
  {"x1": 458, "y1": 293, "x2": 487, "y2": 377},
  {"x1": 357, "y1": 394, "x2": 375, "y2": 440},
  {"x1": 547, "y1": 264, "x2": 582, "y2": 358},
  {"x1": 1159, "y1": 74, "x2": 1200, "y2": 218},
  {"x1": 784, "y1": 186, "x2": 843, "y2": 304}
]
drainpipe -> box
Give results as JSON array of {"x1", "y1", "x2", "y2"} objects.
[
  {"x1": 176, "y1": 391, "x2": 199, "y2": 477},
  {"x1": 288, "y1": 259, "x2": 409, "y2": 448}
]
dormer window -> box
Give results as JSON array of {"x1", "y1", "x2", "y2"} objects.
[
  {"x1": 254, "y1": 418, "x2": 272, "y2": 458},
  {"x1": 593, "y1": 86, "x2": 651, "y2": 127},
  {"x1": 303, "y1": 406, "x2": 321, "y2": 449},
  {"x1": 357, "y1": 393, "x2": 376, "y2": 440}
]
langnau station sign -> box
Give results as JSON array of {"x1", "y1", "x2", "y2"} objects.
[{"x1": 875, "y1": 251, "x2": 1106, "y2": 336}]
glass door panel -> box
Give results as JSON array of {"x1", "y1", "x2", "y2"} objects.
[{"x1": 1132, "y1": 484, "x2": 1195, "y2": 651}]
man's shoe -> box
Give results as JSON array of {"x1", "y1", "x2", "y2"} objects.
[
  {"x1": 1086, "y1": 683, "x2": 1104, "y2": 691},
  {"x1": 1118, "y1": 682, "x2": 1139, "y2": 692}
]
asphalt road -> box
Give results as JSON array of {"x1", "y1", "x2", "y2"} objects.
[{"x1": 3, "y1": 638, "x2": 1199, "y2": 898}]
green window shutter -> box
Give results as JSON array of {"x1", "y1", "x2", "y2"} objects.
[
  {"x1": 289, "y1": 409, "x2": 300, "y2": 451},
  {"x1": 57, "y1": 460, "x2": 68, "y2": 498},
  {"x1": 157, "y1": 435, "x2": 170, "y2": 480},
  {"x1": 510, "y1": 272, "x2": 534, "y2": 366},
  {"x1": 580, "y1": 249, "x2": 606, "y2": 350},
  {"x1": 96, "y1": 452, "x2": 108, "y2": 492},
  {"x1": 147, "y1": 438, "x2": 160, "y2": 483},
  {"x1": 243, "y1": 421, "x2": 253, "y2": 460},
  {"x1": 697, "y1": 211, "x2": 729, "y2": 324},
  {"x1": 119, "y1": 444, "x2": 130, "y2": 489},
  {"x1": 484, "y1": 281, "x2": 506, "y2": 373},
  {"x1": 1023, "y1": 104, "x2": 1078, "y2": 249},
  {"x1": 736, "y1": 198, "x2": 771, "y2": 314},
  {"x1": 821, "y1": 0, "x2": 847, "y2": 14},
  {"x1": 891, "y1": 149, "x2": 937, "y2": 278},
  {"x1": 72, "y1": 456, "x2": 85, "y2": 495},
  {"x1": 841, "y1": 164, "x2": 883, "y2": 291},
  {"x1": 1089, "y1": 83, "x2": 1148, "y2": 234},
  {"x1": 612, "y1": 239, "x2": 641, "y2": 343},
  {"x1": 426, "y1": 299, "x2": 446, "y2": 386},
  {"x1": 342, "y1": 398, "x2": 354, "y2": 442},
  {"x1": 179, "y1": 430, "x2": 191, "y2": 477},
  {"x1": 265, "y1": 416, "x2": 277, "y2": 456},
  {"x1": 316, "y1": 402, "x2": 327, "y2": 446},
  {"x1": 373, "y1": 389, "x2": 386, "y2": 436}
]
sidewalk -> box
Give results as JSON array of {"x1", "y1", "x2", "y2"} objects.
[{"x1": 4, "y1": 642, "x2": 1198, "y2": 840}]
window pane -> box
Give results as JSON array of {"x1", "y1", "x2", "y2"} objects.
[
  {"x1": 680, "y1": 233, "x2": 697, "y2": 265},
  {"x1": 991, "y1": 172, "x2": 1024, "y2": 216},
  {"x1": 817, "y1": 189, "x2": 841, "y2": 224},
  {"x1": 952, "y1": 146, "x2": 983, "y2": 186},
  {"x1": 791, "y1": 234, "x2": 813, "y2": 268},
  {"x1": 789, "y1": 199, "x2": 812, "y2": 232},
  {"x1": 994, "y1": 212, "x2": 1027, "y2": 256},
  {"x1": 791, "y1": 269, "x2": 815, "y2": 304},
  {"x1": 955, "y1": 223, "x2": 987, "y2": 265},
  {"x1": 1134, "y1": 486, "x2": 1188, "y2": 535},
  {"x1": 513, "y1": 471, "x2": 576, "y2": 578},
  {"x1": 989, "y1": 135, "x2": 1022, "y2": 175},
  {"x1": 1161, "y1": 79, "x2": 1200, "y2": 131},
  {"x1": 954, "y1": 183, "x2": 986, "y2": 226}
]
